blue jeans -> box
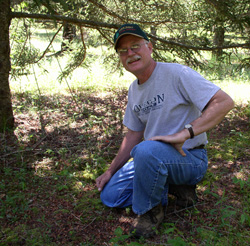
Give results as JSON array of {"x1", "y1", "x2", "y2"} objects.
[{"x1": 101, "y1": 140, "x2": 208, "y2": 215}]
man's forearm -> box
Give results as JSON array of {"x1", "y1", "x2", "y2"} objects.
[
  {"x1": 190, "y1": 90, "x2": 234, "y2": 137},
  {"x1": 149, "y1": 90, "x2": 234, "y2": 157},
  {"x1": 96, "y1": 129, "x2": 143, "y2": 191},
  {"x1": 107, "y1": 129, "x2": 144, "y2": 175}
]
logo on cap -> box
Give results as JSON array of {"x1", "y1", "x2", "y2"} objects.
[{"x1": 114, "y1": 24, "x2": 149, "y2": 49}]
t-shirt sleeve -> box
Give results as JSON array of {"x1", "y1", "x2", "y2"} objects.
[
  {"x1": 123, "y1": 90, "x2": 145, "y2": 132},
  {"x1": 178, "y1": 66, "x2": 221, "y2": 111}
]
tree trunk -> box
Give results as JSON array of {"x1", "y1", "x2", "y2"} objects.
[
  {"x1": 61, "y1": 23, "x2": 76, "y2": 51},
  {"x1": 0, "y1": 0, "x2": 14, "y2": 132},
  {"x1": 150, "y1": 26, "x2": 157, "y2": 47},
  {"x1": 213, "y1": 25, "x2": 225, "y2": 59}
]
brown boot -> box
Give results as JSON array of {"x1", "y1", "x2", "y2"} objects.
[
  {"x1": 130, "y1": 203, "x2": 165, "y2": 238},
  {"x1": 169, "y1": 184, "x2": 198, "y2": 207}
]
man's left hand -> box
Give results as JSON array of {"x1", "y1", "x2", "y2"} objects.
[{"x1": 149, "y1": 133, "x2": 187, "y2": 157}]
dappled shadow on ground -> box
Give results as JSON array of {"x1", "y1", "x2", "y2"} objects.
[{"x1": 0, "y1": 90, "x2": 249, "y2": 245}]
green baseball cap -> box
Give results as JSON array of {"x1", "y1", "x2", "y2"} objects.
[{"x1": 114, "y1": 24, "x2": 149, "y2": 49}]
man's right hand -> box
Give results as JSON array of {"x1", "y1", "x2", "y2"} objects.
[
  {"x1": 96, "y1": 170, "x2": 113, "y2": 192},
  {"x1": 96, "y1": 129, "x2": 143, "y2": 192}
]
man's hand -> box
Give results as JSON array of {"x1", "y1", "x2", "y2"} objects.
[
  {"x1": 95, "y1": 129, "x2": 143, "y2": 192},
  {"x1": 150, "y1": 131, "x2": 189, "y2": 157},
  {"x1": 96, "y1": 170, "x2": 113, "y2": 192}
]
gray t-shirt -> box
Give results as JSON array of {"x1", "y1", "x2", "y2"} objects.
[{"x1": 123, "y1": 62, "x2": 220, "y2": 149}]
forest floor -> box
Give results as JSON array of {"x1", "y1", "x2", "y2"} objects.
[{"x1": 0, "y1": 88, "x2": 250, "y2": 245}]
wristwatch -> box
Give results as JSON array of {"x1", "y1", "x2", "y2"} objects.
[{"x1": 185, "y1": 124, "x2": 194, "y2": 139}]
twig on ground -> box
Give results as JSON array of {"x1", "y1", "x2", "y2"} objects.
[{"x1": 82, "y1": 217, "x2": 97, "y2": 230}]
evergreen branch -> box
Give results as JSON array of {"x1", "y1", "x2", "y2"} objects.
[
  {"x1": 11, "y1": 12, "x2": 250, "y2": 51},
  {"x1": 148, "y1": 33, "x2": 250, "y2": 51},
  {"x1": 87, "y1": 0, "x2": 194, "y2": 25},
  {"x1": 87, "y1": 0, "x2": 124, "y2": 22},
  {"x1": 11, "y1": 11, "x2": 119, "y2": 29}
]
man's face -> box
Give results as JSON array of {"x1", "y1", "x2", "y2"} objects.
[{"x1": 116, "y1": 35, "x2": 153, "y2": 75}]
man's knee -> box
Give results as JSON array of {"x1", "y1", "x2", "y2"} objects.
[
  {"x1": 100, "y1": 187, "x2": 115, "y2": 207},
  {"x1": 100, "y1": 162, "x2": 134, "y2": 208},
  {"x1": 131, "y1": 140, "x2": 156, "y2": 159},
  {"x1": 100, "y1": 185, "x2": 133, "y2": 208}
]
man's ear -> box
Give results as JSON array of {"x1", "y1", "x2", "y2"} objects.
[{"x1": 148, "y1": 41, "x2": 153, "y2": 52}]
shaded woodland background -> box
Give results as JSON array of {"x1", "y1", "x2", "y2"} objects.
[{"x1": 0, "y1": 0, "x2": 250, "y2": 245}]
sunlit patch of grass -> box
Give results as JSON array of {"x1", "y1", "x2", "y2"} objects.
[
  {"x1": 213, "y1": 79, "x2": 250, "y2": 104},
  {"x1": 10, "y1": 48, "x2": 134, "y2": 96}
]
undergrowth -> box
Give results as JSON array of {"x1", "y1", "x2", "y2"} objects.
[{"x1": 0, "y1": 87, "x2": 249, "y2": 245}]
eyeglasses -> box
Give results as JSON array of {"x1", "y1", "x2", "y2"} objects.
[{"x1": 117, "y1": 42, "x2": 148, "y2": 56}]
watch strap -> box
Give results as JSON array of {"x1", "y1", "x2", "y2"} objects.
[{"x1": 187, "y1": 126, "x2": 194, "y2": 139}]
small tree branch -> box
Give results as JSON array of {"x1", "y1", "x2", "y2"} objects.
[
  {"x1": 79, "y1": 25, "x2": 87, "y2": 66},
  {"x1": 148, "y1": 33, "x2": 250, "y2": 51},
  {"x1": 11, "y1": 11, "x2": 250, "y2": 52},
  {"x1": 35, "y1": 24, "x2": 64, "y2": 63},
  {"x1": 11, "y1": 11, "x2": 119, "y2": 29},
  {"x1": 87, "y1": 0, "x2": 124, "y2": 22}
]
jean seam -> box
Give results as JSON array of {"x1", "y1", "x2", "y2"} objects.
[
  {"x1": 133, "y1": 161, "x2": 164, "y2": 215},
  {"x1": 117, "y1": 178, "x2": 133, "y2": 200}
]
